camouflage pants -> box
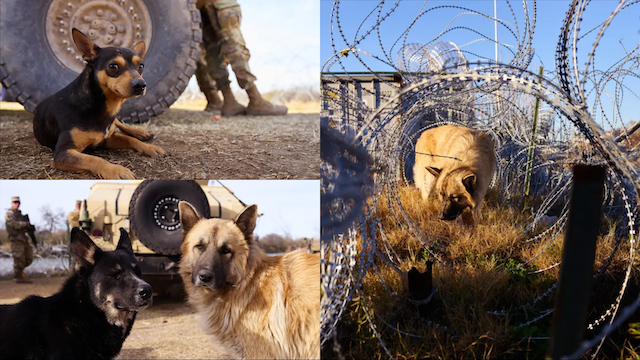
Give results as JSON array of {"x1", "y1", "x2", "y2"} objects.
[
  {"x1": 196, "y1": 0, "x2": 257, "y2": 93},
  {"x1": 10, "y1": 240, "x2": 33, "y2": 276}
]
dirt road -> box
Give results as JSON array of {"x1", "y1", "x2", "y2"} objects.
[
  {"x1": 0, "y1": 106, "x2": 319, "y2": 179},
  {"x1": 0, "y1": 276, "x2": 225, "y2": 359}
]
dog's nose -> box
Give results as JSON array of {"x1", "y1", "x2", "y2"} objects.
[
  {"x1": 131, "y1": 79, "x2": 146, "y2": 94},
  {"x1": 138, "y1": 283, "x2": 152, "y2": 300},
  {"x1": 197, "y1": 269, "x2": 214, "y2": 284}
]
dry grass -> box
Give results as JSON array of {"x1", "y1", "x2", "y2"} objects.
[
  {"x1": 0, "y1": 105, "x2": 319, "y2": 179},
  {"x1": 326, "y1": 184, "x2": 640, "y2": 359}
]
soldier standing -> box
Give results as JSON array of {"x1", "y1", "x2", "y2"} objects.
[
  {"x1": 195, "y1": 0, "x2": 288, "y2": 118},
  {"x1": 67, "y1": 200, "x2": 82, "y2": 229},
  {"x1": 4, "y1": 196, "x2": 34, "y2": 283}
]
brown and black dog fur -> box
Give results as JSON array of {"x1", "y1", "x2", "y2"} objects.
[{"x1": 33, "y1": 28, "x2": 166, "y2": 179}]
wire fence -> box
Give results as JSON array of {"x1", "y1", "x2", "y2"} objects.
[{"x1": 320, "y1": 0, "x2": 640, "y2": 358}]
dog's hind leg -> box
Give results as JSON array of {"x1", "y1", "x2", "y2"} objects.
[
  {"x1": 103, "y1": 133, "x2": 167, "y2": 158},
  {"x1": 113, "y1": 119, "x2": 154, "y2": 141},
  {"x1": 53, "y1": 149, "x2": 136, "y2": 179}
]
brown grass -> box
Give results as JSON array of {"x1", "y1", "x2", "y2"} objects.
[
  {"x1": 325, "y1": 183, "x2": 640, "y2": 359},
  {"x1": 0, "y1": 106, "x2": 319, "y2": 179}
]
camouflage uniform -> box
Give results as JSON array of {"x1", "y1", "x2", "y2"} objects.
[
  {"x1": 5, "y1": 208, "x2": 34, "y2": 277},
  {"x1": 67, "y1": 210, "x2": 80, "y2": 229},
  {"x1": 196, "y1": 0, "x2": 257, "y2": 92},
  {"x1": 67, "y1": 200, "x2": 82, "y2": 229}
]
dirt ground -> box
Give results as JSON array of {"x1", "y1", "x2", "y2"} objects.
[
  {"x1": 0, "y1": 276, "x2": 225, "y2": 359},
  {"x1": 0, "y1": 105, "x2": 319, "y2": 179}
]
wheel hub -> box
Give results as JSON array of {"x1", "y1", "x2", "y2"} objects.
[
  {"x1": 46, "y1": 0, "x2": 152, "y2": 74},
  {"x1": 153, "y1": 196, "x2": 181, "y2": 231}
]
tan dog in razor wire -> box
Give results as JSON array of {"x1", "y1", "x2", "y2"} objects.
[{"x1": 413, "y1": 125, "x2": 496, "y2": 222}]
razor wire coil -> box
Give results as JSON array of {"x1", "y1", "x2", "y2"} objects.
[{"x1": 321, "y1": 0, "x2": 640, "y2": 358}]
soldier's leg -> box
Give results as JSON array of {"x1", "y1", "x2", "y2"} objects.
[
  {"x1": 197, "y1": 6, "x2": 223, "y2": 117},
  {"x1": 205, "y1": 2, "x2": 246, "y2": 116},
  {"x1": 10, "y1": 241, "x2": 31, "y2": 282},
  {"x1": 24, "y1": 241, "x2": 33, "y2": 268},
  {"x1": 212, "y1": 3, "x2": 287, "y2": 115}
]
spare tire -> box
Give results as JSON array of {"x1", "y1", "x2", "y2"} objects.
[
  {"x1": 129, "y1": 180, "x2": 210, "y2": 256},
  {"x1": 0, "y1": 0, "x2": 202, "y2": 123}
]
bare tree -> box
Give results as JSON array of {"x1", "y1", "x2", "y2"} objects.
[{"x1": 39, "y1": 205, "x2": 66, "y2": 233}]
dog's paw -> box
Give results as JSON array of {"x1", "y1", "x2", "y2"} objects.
[
  {"x1": 137, "y1": 130, "x2": 154, "y2": 141},
  {"x1": 141, "y1": 144, "x2": 167, "y2": 158},
  {"x1": 100, "y1": 164, "x2": 136, "y2": 179}
]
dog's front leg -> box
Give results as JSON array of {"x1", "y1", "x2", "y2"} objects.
[
  {"x1": 53, "y1": 148, "x2": 136, "y2": 179},
  {"x1": 103, "y1": 133, "x2": 167, "y2": 158},
  {"x1": 113, "y1": 119, "x2": 154, "y2": 141}
]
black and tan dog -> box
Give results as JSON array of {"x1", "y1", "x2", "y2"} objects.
[
  {"x1": 33, "y1": 28, "x2": 166, "y2": 179},
  {"x1": 0, "y1": 228, "x2": 152, "y2": 359}
]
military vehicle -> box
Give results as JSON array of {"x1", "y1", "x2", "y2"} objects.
[
  {"x1": 0, "y1": 0, "x2": 202, "y2": 123},
  {"x1": 78, "y1": 180, "x2": 246, "y2": 293}
]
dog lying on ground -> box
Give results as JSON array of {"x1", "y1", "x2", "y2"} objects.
[
  {"x1": 0, "y1": 227, "x2": 152, "y2": 359},
  {"x1": 33, "y1": 28, "x2": 166, "y2": 179},
  {"x1": 413, "y1": 124, "x2": 496, "y2": 222},
  {"x1": 178, "y1": 202, "x2": 320, "y2": 359}
]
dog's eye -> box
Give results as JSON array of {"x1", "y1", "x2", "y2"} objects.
[
  {"x1": 195, "y1": 243, "x2": 204, "y2": 250},
  {"x1": 109, "y1": 63, "x2": 119, "y2": 71},
  {"x1": 111, "y1": 272, "x2": 122, "y2": 280},
  {"x1": 219, "y1": 245, "x2": 232, "y2": 255},
  {"x1": 138, "y1": 64, "x2": 144, "y2": 71}
]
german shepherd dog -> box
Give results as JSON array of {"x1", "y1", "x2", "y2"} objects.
[
  {"x1": 0, "y1": 228, "x2": 152, "y2": 359},
  {"x1": 413, "y1": 124, "x2": 496, "y2": 222},
  {"x1": 178, "y1": 202, "x2": 320, "y2": 359},
  {"x1": 33, "y1": 28, "x2": 166, "y2": 179}
]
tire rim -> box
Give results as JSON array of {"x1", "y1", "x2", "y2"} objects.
[
  {"x1": 153, "y1": 196, "x2": 181, "y2": 231},
  {"x1": 46, "y1": 0, "x2": 153, "y2": 74}
]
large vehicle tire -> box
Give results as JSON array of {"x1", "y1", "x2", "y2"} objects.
[
  {"x1": 0, "y1": 0, "x2": 202, "y2": 123},
  {"x1": 129, "y1": 180, "x2": 210, "y2": 256}
]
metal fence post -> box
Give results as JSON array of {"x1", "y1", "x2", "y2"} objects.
[{"x1": 547, "y1": 165, "x2": 606, "y2": 359}]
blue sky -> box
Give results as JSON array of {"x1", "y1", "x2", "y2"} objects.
[
  {"x1": 0, "y1": 180, "x2": 319, "y2": 239},
  {"x1": 321, "y1": 0, "x2": 639, "y2": 123}
]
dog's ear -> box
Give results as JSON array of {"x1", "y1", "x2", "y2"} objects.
[
  {"x1": 462, "y1": 174, "x2": 477, "y2": 195},
  {"x1": 133, "y1": 41, "x2": 146, "y2": 59},
  {"x1": 179, "y1": 201, "x2": 201, "y2": 235},
  {"x1": 116, "y1": 228, "x2": 133, "y2": 253},
  {"x1": 426, "y1": 166, "x2": 442, "y2": 178},
  {"x1": 72, "y1": 28, "x2": 99, "y2": 62},
  {"x1": 70, "y1": 227, "x2": 103, "y2": 272},
  {"x1": 234, "y1": 205, "x2": 257, "y2": 243}
]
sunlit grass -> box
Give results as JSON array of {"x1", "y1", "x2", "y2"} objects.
[{"x1": 325, "y1": 183, "x2": 638, "y2": 359}]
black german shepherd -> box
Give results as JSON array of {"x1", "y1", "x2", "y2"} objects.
[{"x1": 0, "y1": 227, "x2": 152, "y2": 359}]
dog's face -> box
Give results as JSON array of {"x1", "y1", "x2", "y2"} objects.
[
  {"x1": 72, "y1": 28, "x2": 147, "y2": 98},
  {"x1": 427, "y1": 167, "x2": 477, "y2": 220},
  {"x1": 178, "y1": 202, "x2": 257, "y2": 293},
  {"x1": 70, "y1": 228, "x2": 152, "y2": 326}
]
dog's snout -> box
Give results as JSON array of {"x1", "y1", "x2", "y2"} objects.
[
  {"x1": 131, "y1": 79, "x2": 146, "y2": 94},
  {"x1": 138, "y1": 283, "x2": 152, "y2": 300},
  {"x1": 197, "y1": 269, "x2": 214, "y2": 284}
]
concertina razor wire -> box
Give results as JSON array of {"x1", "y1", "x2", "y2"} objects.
[{"x1": 320, "y1": 0, "x2": 640, "y2": 358}]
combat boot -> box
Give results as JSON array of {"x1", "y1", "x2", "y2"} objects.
[
  {"x1": 203, "y1": 90, "x2": 223, "y2": 120},
  {"x1": 220, "y1": 85, "x2": 247, "y2": 116},
  {"x1": 246, "y1": 85, "x2": 288, "y2": 116},
  {"x1": 14, "y1": 272, "x2": 32, "y2": 284}
]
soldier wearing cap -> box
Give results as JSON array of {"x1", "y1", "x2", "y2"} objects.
[
  {"x1": 195, "y1": 0, "x2": 288, "y2": 118},
  {"x1": 67, "y1": 200, "x2": 82, "y2": 229},
  {"x1": 4, "y1": 196, "x2": 34, "y2": 283}
]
